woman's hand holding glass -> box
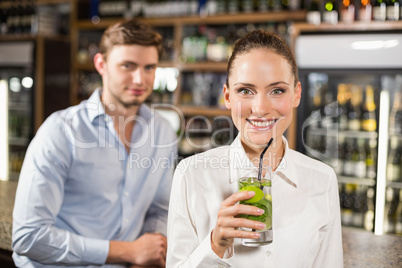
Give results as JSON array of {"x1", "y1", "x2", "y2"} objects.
[{"x1": 211, "y1": 190, "x2": 267, "y2": 258}]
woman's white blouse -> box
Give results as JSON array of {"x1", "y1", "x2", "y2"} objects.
[{"x1": 167, "y1": 136, "x2": 343, "y2": 268}]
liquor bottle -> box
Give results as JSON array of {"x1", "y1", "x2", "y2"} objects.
[
  {"x1": 341, "y1": 183, "x2": 355, "y2": 226},
  {"x1": 364, "y1": 187, "x2": 375, "y2": 231},
  {"x1": 373, "y1": 0, "x2": 387, "y2": 20},
  {"x1": 227, "y1": 0, "x2": 240, "y2": 13},
  {"x1": 396, "y1": 189, "x2": 402, "y2": 235},
  {"x1": 387, "y1": 137, "x2": 402, "y2": 182},
  {"x1": 359, "y1": 0, "x2": 373, "y2": 21},
  {"x1": 389, "y1": 91, "x2": 402, "y2": 135},
  {"x1": 400, "y1": 0, "x2": 402, "y2": 20},
  {"x1": 340, "y1": 0, "x2": 355, "y2": 22},
  {"x1": 323, "y1": 0, "x2": 339, "y2": 24},
  {"x1": 361, "y1": 85, "x2": 377, "y2": 132},
  {"x1": 242, "y1": 0, "x2": 254, "y2": 12},
  {"x1": 384, "y1": 187, "x2": 398, "y2": 234},
  {"x1": 386, "y1": 0, "x2": 400, "y2": 20},
  {"x1": 281, "y1": 0, "x2": 291, "y2": 10},
  {"x1": 365, "y1": 139, "x2": 377, "y2": 179},
  {"x1": 310, "y1": 86, "x2": 323, "y2": 128},
  {"x1": 289, "y1": 0, "x2": 301, "y2": 10},
  {"x1": 334, "y1": 136, "x2": 345, "y2": 175},
  {"x1": 321, "y1": 86, "x2": 335, "y2": 129},
  {"x1": 343, "y1": 138, "x2": 355, "y2": 176},
  {"x1": 6, "y1": 3, "x2": 16, "y2": 34},
  {"x1": 352, "y1": 138, "x2": 366, "y2": 178},
  {"x1": 306, "y1": 0, "x2": 321, "y2": 25},
  {"x1": 352, "y1": 185, "x2": 366, "y2": 228},
  {"x1": 335, "y1": 84, "x2": 349, "y2": 130},
  {"x1": 347, "y1": 86, "x2": 362, "y2": 131}
]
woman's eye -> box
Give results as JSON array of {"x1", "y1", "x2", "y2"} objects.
[
  {"x1": 238, "y1": 88, "x2": 253, "y2": 95},
  {"x1": 272, "y1": 88, "x2": 285, "y2": 95}
]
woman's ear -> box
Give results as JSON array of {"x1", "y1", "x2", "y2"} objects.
[
  {"x1": 293, "y1": 81, "x2": 302, "y2": 108},
  {"x1": 94, "y1": 53, "x2": 106, "y2": 76},
  {"x1": 223, "y1": 84, "x2": 231, "y2": 110}
]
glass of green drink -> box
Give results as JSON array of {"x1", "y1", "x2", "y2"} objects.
[{"x1": 238, "y1": 168, "x2": 273, "y2": 247}]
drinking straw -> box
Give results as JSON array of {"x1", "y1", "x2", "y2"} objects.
[{"x1": 257, "y1": 138, "x2": 274, "y2": 183}]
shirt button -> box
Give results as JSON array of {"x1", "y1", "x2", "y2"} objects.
[
  {"x1": 266, "y1": 251, "x2": 271, "y2": 257},
  {"x1": 124, "y1": 192, "x2": 129, "y2": 196}
]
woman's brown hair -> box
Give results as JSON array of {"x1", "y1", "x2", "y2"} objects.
[{"x1": 226, "y1": 30, "x2": 298, "y2": 87}]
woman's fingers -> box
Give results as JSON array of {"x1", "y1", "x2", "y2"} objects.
[
  {"x1": 218, "y1": 203, "x2": 265, "y2": 218},
  {"x1": 220, "y1": 191, "x2": 256, "y2": 207},
  {"x1": 217, "y1": 227, "x2": 262, "y2": 240},
  {"x1": 216, "y1": 216, "x2": 266, "y2": 231}
]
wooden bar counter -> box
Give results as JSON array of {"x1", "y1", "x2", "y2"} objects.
[{"x1": 1, "y1": 180, "x2": 401, "y2": 267}]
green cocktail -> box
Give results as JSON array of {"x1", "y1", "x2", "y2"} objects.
[{"x1": 238, "y1": 177, "x2": 273, "y2": 246}]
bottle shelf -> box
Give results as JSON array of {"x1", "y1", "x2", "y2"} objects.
[
  {"x1": 74, "y1": 61, "x2": 176, "y2": 71},
  {"x1": 0, "y1": 34, "x2": 70, "y2": 42},
  {"x1": 75, "y1": 10, "x2": 307, "y2": 29},
  {"x1": 337, "y1": 175, "x2": 376, "y2": 186},
  {"x1": 292, "y1": 21, "x2": 402, "y2": 33},
  {"x1": 178, "y1": 62, "x2": 227, "y2": 72},
  {"x1": 386, "y1": 181, "x2": 402, "y2": 189},
  {"x1": 37, "y1": 0, "x2": 71, "y2": 5},
  {"x1": 8, "y1": 103, "x2": 31, "y2": 112},
  {"x1": 8, "y1": 137, "x2": 29, "y2": 146},
  {"x1": 8, "y1": 172, "x2": 20, "y2": 181},
  {"x1": 307, "y1": 127, "x2": 378, "y2": 139},
  {"x1": 178, "y1": 106, "x2": 230, "y2": 117}
]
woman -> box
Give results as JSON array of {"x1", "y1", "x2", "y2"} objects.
[{"x1": 167, "y1": 30, "x2": 343, "y2": 267}]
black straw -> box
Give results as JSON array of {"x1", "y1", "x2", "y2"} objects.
[{"x1": 257, "y1": 138, "x2": 274, "y2": 182}]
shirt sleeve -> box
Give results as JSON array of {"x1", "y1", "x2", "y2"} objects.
[
  {"x1": 166, "y1": 161, "x2": 232, "y2": 268},
  {"x1": 313, "y1": 170, "x2": 344, "y2": 268},
  {"x1": 12, "y1": 114, "x2": 109, "y2": 265}
]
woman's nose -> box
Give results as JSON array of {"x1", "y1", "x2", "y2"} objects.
[{"x1": 252, "y1": 95, "x2": 271, "y2": 117}]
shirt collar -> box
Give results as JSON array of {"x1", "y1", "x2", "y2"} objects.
[
  {"x1": 85, "y1": 88, "x2": 152, "y2": 123},
  {"x1": 229, "y1": 135, "x2": 298, "y2": 189},
  {"x1": 86, "y1": 88, "x2": 106, "y2": 123}
]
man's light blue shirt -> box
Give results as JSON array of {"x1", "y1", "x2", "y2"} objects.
[{"x1": 12, "y1": 89, "x2": 177, "y2": 267}]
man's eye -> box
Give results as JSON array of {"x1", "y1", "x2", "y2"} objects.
[{"x1": 145, "y1": 65, "x2": 156, "y2": 71}]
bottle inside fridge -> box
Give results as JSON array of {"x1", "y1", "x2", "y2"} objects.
[
  {"x1": 0, "y1": 42, "x2": 34, "y2": 181},
  {"x1": 295, "y1": 33, "x2": 402, "y2": 234}
]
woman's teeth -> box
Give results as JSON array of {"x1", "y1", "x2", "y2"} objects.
[{"x1": 249, "y1": 120, "x2": 275, "y2": 127}]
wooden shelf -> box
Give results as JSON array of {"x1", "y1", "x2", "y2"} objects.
[
  {"x1": 37, "y1": 0, "x2": 71, "y2": 5},
  {"x1": 0, "y1": 0, "x2": 71, "y2": 7},
  {"x1": 0, "y1": 34, "x2": 70, "y2": 43},
  {"x1": 337, "y1": 176, "x2": 376, "y2": 186},
  {"x1": 75, "y1": 10, "x2": 307, "y2": 29},
  {"x1": 179, "y1": 106, "x2": 230, "y2": 117},
  {"x1": 291, "y1": 21, "x2": 402, "y2": 34},
  {"x1": 178, "y1": 62, "x2": 227, "y2": 72},
  {"x1": 170, "y1": 10, "x2": 307, "y2": 25},
  {"x1": 75, "y1": 61, "x2": 176, "y2": 71}
]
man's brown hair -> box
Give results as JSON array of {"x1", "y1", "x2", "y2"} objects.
[{"x1": 99, "y1": 19, "x2": 163, "y2": 60}]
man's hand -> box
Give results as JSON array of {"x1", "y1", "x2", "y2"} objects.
[
  {"x1": 211, "y1": 191, "x2": 266, "y2": 258},
  {"x1": 107, "y1": 233, "x2": 167, "y2": 267}
]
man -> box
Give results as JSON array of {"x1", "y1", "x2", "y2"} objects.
[{"x1": 12, "y1": 19, "x2": 177, "y2": 268}]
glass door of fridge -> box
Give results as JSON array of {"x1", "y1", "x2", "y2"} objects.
[
  {"x1": 377, "y1": 75, "x2": 402, "y2": 236},
  {"x1": 298, "y1": 70, "x2": 384, "y2": 232}
]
